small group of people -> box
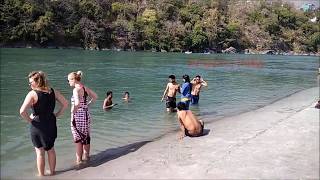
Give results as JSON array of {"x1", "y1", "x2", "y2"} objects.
[
  {"x1": 102, "y1": 91, "x2": 130, "y2": 110},
  {"x1": 19, "y1": 71, "x2": 207, "y2": 176},
  {"x1": 20, "y1": 71, "x2": 97, "y2": 176},
  {"x1": 161, "y1": 74, "x2": 207, "y2": 139}
]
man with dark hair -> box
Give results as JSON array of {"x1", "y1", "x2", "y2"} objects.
[
  {"x1": 176, "y1": 102, "x2": 204, "y2": 139},
  {"x1": 103, "y1": 91, "x2": 116, "y2": 110},
  {"x1": 190, "y1": 75, "x2": 208, "y2": 104},
  {"x1": 161, "y1": 75, "x2": 180, "y2": 112}
]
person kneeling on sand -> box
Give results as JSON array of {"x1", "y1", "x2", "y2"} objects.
[{"x1": 176, "y1": 102, "x2": 204, "y2": 139}]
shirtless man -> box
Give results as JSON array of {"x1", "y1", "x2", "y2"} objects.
[
  {"x1": 103, "y1": 91, "x2": 117, "y2": 110},
  {"x1": 176, "y1": 102, "x2": 204, "y2": 139},
  {"x1": 161, "y1": 75, "x2": 180, "y2": 112},
  {"x1": 190, "y1": 75, "x2": 208, "y2": 105}
]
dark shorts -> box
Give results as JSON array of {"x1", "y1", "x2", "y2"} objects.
[
  {"x1": 191, "y1": 95, "x2": 199, "y2": 104},
  {"x1": 185, "y1": 123, "x2": 204, "y2": 137},
  {"x1": 30, "y1": 129, "x2": 56, "y2": 151},
  {"x1": 30, "y1": 119, "x2": 57, "y2": 151},
  {"x1": 181, "y1": 100, "x2": 190, "y2": 110},
  {"x1": 166, "y1": 96, "x2": 176, "y2": 109}
]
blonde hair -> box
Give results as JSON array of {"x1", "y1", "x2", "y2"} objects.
[
  {"x1": 28, "y1": 71, "x2": 49, "y2": 90},
  {"x1": 68, "y1": 71, "x2": 83, "y2": 81}
]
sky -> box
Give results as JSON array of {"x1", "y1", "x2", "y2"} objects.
[{"x1": 281, "y1": 0, "x2": 320, "y2": 8}]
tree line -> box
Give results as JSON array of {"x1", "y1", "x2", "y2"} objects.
[{"x1": 1, "y1": 0, "x2": 319, "y2": 53}]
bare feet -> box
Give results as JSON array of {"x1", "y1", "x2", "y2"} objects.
[
  {"x1": 83, "y1": 153, "x2": 90, "y2": 161},
  {"x1": 76, "y1": 160, "x2": 82, "y2": 165},
  {"x1": 36, "y1": 173, "x2": 44, "y2": 177},
  {"x1": 45, "y1": 170, "x2": 55, "y2": 176}
]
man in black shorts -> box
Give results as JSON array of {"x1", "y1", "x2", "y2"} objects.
[{"x1": 161, "y1": 75, "x2": 180, "y2": 112}]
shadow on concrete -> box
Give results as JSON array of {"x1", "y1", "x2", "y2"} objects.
[
  {"x1": 55, "y1": 140, "x2": 151, "y2": 174},
  {"x1": 202, "y1": 129, "x2": 210, "y2": 136}
]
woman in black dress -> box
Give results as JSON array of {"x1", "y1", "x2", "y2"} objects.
[{"x1": 20, "y1": 71, "x2": 68, "y2": 176}]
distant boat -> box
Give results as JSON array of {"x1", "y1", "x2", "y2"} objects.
[
  {"x1": 185, "y1": 51, "x2": 192, "y2": 54},
  {"x1": 203, "y1": 52, "x2": 210, "y2": 54}
]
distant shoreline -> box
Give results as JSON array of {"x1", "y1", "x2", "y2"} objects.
[{"x1": 1, "y1": 46, "x2": 319, "y2": 57}]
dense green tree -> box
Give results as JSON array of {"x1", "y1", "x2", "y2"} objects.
[{"x1": 0, "y1": 0, "x2": 319, "y2": 53}]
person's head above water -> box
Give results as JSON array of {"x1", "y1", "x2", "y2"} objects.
[
  {"x1": 106, "y1": 91, "x2": 112, "y2": 97},
  {"x1": 195, "y1": 75, "x2": 201, "y2": 82},
  {"x1": 168, "y1": 75, "x2": 176, "y2": 82},
  {"x1": 182, "y1": 74, "x2": 190, "y2": 83},
  {"x1": 123, "y1": 91, "x2": 129, "y2": 98}
]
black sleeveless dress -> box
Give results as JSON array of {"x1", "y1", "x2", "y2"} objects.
[{"x1": 30, "y1": 88, "x2": 57, "y2": 151}]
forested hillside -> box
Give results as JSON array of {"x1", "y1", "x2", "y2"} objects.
[{"x1": 1, "y1": 0, "x2": 319, "y2": 53}]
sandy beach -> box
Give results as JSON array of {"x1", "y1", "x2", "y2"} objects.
[{"x1": 44, "y1": 87, "x2": 319, "y2": 179}]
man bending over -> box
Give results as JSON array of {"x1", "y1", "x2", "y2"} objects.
[{"x1": 176, "y1": 102, "x2": 204, "y2": 139}]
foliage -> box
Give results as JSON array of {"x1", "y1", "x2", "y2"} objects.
[{"x1": 1, "y1": 0, "x2": 319, "y2": 53}]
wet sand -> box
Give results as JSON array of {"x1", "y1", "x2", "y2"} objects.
[{"x1": 48, "y1": 87, "x2": 319, "y2": 179}]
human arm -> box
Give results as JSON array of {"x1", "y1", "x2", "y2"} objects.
[
  {"x1": 85, "y1": 86, "x2": 98, "y2": 106},
  {"x1": 201, "y1": 78, "x2": 208, "y2": 87},
  {"x1": 161, "y1": 84, "x2": 169, "y2": 102},
  {"x1": 102, "y1": 98, "x2": 108, "y2": 109},
  {"x1": 177, "y1": 113, "x2": 186, "y2": 139},
  {"x1": 104, "y1": 104, "x2": 117, "y2": 109},
  {"x1": 191, "y1": 78, "x2": 196, "y2": 84},
  {"x1": 177, "y1": 84, "x2": 181, "y2": 94},
  {"x1": 19, "y1": 91, "x2": 35, "y2": 123},
  {"x1": 54, "y1": 90, "x2": 68, "y2": 118},
  {"x1": 71, "y1": 88, "x2": 80, "y2": 114}
]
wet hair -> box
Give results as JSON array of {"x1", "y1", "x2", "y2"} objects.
[
  {"x1": 124, "y1": 91, "x2": 129, "y2": 96},
  {"x1": 28, "y1": 71, "x2": 49, "y2": 89},
  {"x1": 106, "y1": 91, "x2": 112, "y2": 96},
  {"x1": 177, "y1": 102, "x2": 187, "y2": 110},
  {"x1": 182, "y1": 74, "x2": 190, "y2": 83},
  {"x1": 195, "y1": 75, "x2": 201, "y2": 79},
  {"x1": 168, "y1": 75, "x2": 175, "y2": 79},
  {"x1": 68, "y1": 71, "x2": 83, "y2": 81}
]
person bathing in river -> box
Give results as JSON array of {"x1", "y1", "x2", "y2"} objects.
[
  {"x1": 190, "y1": 75, "x2": 208, "y2": 105},
  {"x1": 122, "y1": 91, "x2": 130, "y2": 102},
  {"x1": 161, "y1": 75, "x2": 180, "y2": 112},
  {"x1": 103, "y1": 90, "x2": 117, "y2": 110},
  {"x1": 180, "y1": 74, "x2": 192, "y2": 110}
]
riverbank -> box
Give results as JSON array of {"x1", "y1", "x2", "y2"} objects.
[
  {"x1": 1, "y1": 47, "x2": 319, "y2": 56},
  {"x1": 48, "y1": 87, "x2": 319, "y2": 179}
]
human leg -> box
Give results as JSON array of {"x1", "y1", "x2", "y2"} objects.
[
  {"x1": 47, "y1": 148, "x2": 56, "y2": 175},
  {"x1": 83, "y1": 144, "x2": 90, "y2": 161},
  {"x1": 75, "y1": 142, "x2": 83, "y2": 164},
  {"x1": 199, "y1": 119, "x2": 204, "y2": 126},
  {"x1": 165, "y1": 98, "x2": 171, "y2": 112},
  {"x1": 191, "y1": 95, "x2": 199, "y2": 104},
  {"x1": 35, "y1": 147, "x2": 45, "y2": 176}
]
